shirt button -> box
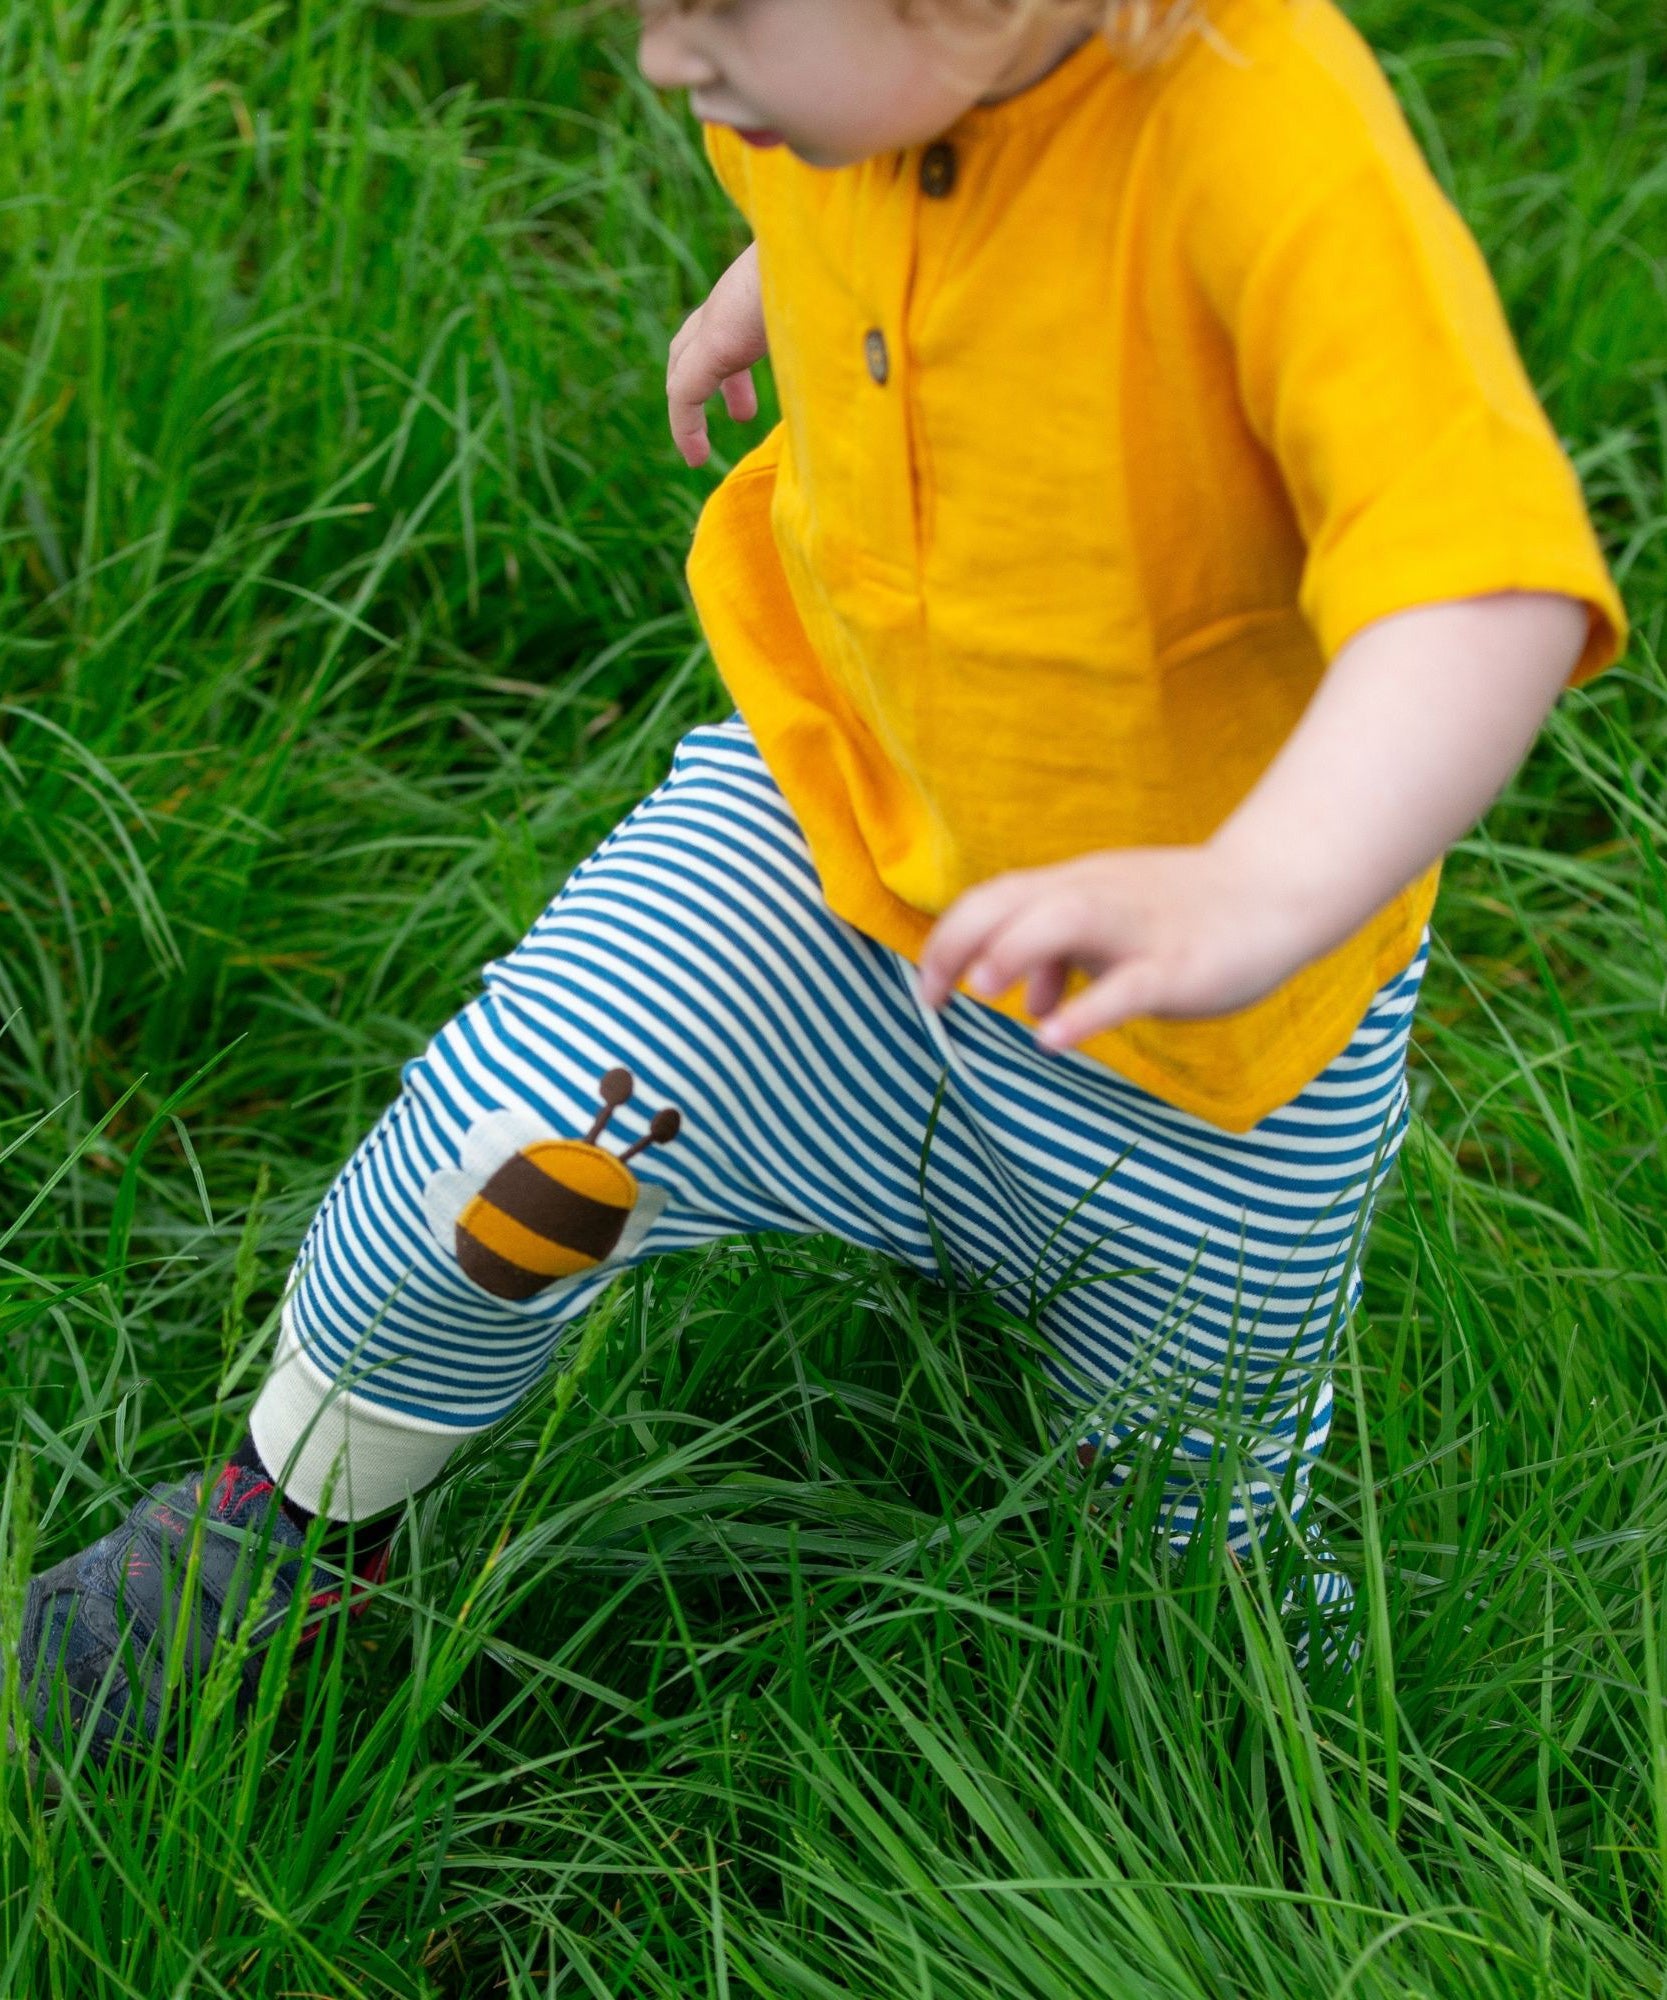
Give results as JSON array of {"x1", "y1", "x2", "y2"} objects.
[
  {"x1": 920, "y1": 140, "x2": 957, "y2": 198},
  {"x1": 864, "y1": 328, "x2": 889, "y2": 384}
]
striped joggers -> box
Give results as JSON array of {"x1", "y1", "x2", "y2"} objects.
[{"x1": 250, "y1": 715, "x2": 1428, "y2": 1656}]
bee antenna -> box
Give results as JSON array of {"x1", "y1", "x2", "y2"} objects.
[
  {"x1": 621, "y1": 1107, "x2": 681, "y2": 1162},
  {"x1": 584, "y1": 1067, "x2": 634, "y2": 1145}
]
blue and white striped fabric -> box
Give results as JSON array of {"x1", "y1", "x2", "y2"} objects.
[{"x1": 255, "y1": 714, "x2": 1427, "y2": 1641}]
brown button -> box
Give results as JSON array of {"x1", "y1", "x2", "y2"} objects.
[
  {"x1": 920, "y1": 140, "x2": 957, "y2": 198},
  {"x1": 864, "y1": 327, "x2": 889, "y2": 384}
]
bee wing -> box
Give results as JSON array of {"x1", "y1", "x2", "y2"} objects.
[
  {"x1": 613, "y1": 1178, "x2": 670, "y2": 1262},
  {"x1": 420, "y1": 1169, "x2": 478, "y2": 1253},
  {"x1": 422, "y1": 1107, "x2": 560, "y2": 1257},
  {"x1": 457, "y1": 1106, "x2": 556, "y2": 1178}
]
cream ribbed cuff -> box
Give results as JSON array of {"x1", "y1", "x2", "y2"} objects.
[{"x1": 247, "y1": 1306, "x2": 479, "y2": 1520}]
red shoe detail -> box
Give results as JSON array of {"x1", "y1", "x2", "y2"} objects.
[
  {"x1": 209, "y1": 1462, "x2": 279, "y2": 1525},
  {"x1": 356, "y1": 1544, "x2": 391, "y2": 1593},
  {"x1": 297, "y1": 1541, "x2": 389, "y2": 1649}
]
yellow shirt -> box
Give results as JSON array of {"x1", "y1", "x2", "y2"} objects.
[{"x1": 685, "y1": 0, "x2": 1627, "y2": 1132}]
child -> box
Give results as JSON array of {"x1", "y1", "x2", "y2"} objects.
[{"x1": 14, "y1": 0, "x2": 1626, "y2": 1760}]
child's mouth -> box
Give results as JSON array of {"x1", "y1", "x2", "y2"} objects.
[{"x1": 735, "y1": 128, "x2": 783, "y2": 148}]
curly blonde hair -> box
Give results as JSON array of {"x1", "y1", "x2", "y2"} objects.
[
  {"x1": 904, "y1": 0, "x2": 1197, "y2": 63},
  {"x1": 662, "y1": 0, "x2": 1199, "y2": 68}
]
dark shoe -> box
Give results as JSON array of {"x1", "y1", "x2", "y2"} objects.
[{"x1": 7, "y1": 1461, "x2": 388, "y2": 1772}]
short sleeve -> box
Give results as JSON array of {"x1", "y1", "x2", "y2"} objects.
[
  {"x1": 701, "y1": 121, "x2": 754, "y2": 227},
  {"x1": 1172, "y1": 7, "x2": 1627, "y2": 686}
]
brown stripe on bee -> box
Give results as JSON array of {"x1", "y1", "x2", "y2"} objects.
[
  {"x1": 478, "y1": 1152, "x2": 629, "y2": 1264},
  {"x1": 455, "y1": 1226, "x2": 557, "y2": 1302},
  {"x1": 460, "y1": 1199, "x2": 596, "y2": 1281}
]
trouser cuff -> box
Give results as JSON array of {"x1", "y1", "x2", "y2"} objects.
[{"x1": 248, "y1": 1306, "x2": 477, "y2": 1520}]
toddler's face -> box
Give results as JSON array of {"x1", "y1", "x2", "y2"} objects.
[{"x1": 637, "y1": 0, "x2": 1093, "y2": 168}]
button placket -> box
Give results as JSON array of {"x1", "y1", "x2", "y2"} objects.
[
  {"x1": 849, "y1": 137, "x2": 949, "y2": 588},
  {"x1": 891, "y1": 139, "x2": 959, "y2": 582}
]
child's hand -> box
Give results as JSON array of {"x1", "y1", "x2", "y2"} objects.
[
  {"x1": 667, "y1": 240, "x2": 768, "y2": 468},
  {"x1": 919, "y1": 592, "x2": 1592, "y2": 1052},
  {"x1": 917, "y1": 846, "x2": 1314, "y2": 1051}
]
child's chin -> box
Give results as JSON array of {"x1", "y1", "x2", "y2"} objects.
[{"x1": 791, "y1": 140, "x2": 860, "y2": 170}]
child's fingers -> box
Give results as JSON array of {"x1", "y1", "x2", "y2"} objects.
[
  {"x1": 1036, "y1": 960, "x2": 1165, "y2": 1050},
  {"x1": 666, "y1": 307, "x2": 703, "y2": 390},
  {"x1": 720, "y1": 369, "x2": 758, "y2": 421},
  {"x1": 666, "y1": 327, "x2": 708, "y2": 463},
  {"x1": 668, "y1": 377, "x2": 754, "y2": 469},
  {"x1": 917, "y1": 874, "x2": 1036, "y2": 1006},
  {"x1": 1024, "y1": 959, "x2": 1072, "y2": 1019},
  {"x1": 963, "y1": 893, "x2": 1115, "y2": 1002},
  {"x1": 668, "y1": 394, "x2": 711, "y2": 467},
  {"x1": 668, "y1": 352, "x2": 728, "y2": 468},
  {"x1": 667, "y1": 340, "x2": 758, "y2": 467}
]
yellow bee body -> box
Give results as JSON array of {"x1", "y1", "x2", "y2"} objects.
[{"x1": 423, "y1": 1070, "x2": 682, "y2": 1304}]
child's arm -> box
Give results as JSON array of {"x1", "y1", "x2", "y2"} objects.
[
  {"x1": 918, "y1": 589, "x2": 1590, "y2": 1048},
  {"x1": 667, "y1": 240, "x2": 767, "y2": 468}
]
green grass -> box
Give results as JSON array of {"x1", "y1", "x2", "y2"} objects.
[{"x1": 0, "y1": 0, "x2": 1663, "y2": 1992}]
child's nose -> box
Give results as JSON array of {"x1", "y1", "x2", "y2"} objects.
[{"x1": 636, "y1": 19, "x2": 719, "y2": 93}]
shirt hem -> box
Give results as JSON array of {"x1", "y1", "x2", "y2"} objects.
[{"x1": 814, "y1": 861, "x2": 1435, "y2": 1135}]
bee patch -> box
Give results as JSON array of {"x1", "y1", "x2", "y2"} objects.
[{"x1": 422, "y1": 1068, "x2": 681, "y2": 1303}]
